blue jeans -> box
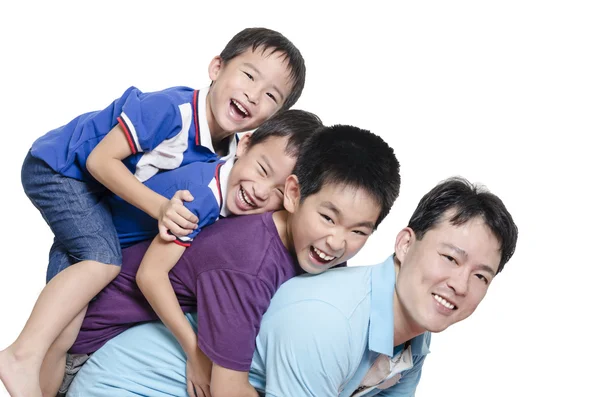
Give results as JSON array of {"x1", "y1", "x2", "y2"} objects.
[{"x1": 21, "y1": 151, "x2": 122, "y2": 282}]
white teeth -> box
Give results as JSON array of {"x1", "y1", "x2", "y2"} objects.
[
  {"x1": 433, "y1": 294, "x2": 455, "y2": 310},
  {"x1": 239, "y1": 187, "x2": 256, "y2": 207},
  {"x1": 232, "y1": 99, "x2": 249, "y2": 116},
  {"x1": 312, "y1": 246, "x2": 335, "y2": 261}
]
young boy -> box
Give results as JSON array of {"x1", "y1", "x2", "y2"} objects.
[
  {"x1": 0, "y1": 26, "x2": 306, "y2": 395},
  {"x1": 63, "y1": 124, "x2": 401, "y2": 397}
]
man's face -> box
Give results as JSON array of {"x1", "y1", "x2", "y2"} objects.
[
  {"x1": 206, "y1": 47, "x2": 293, "y2": 135},
  {"x1": 394, "y1": 213, "x2": 501, "y2": 334}
]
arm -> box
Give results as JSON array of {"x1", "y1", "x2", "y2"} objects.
[
  {"x1": 87, "y1": 125, "x2": 198, "y2": 239},
  {"x1": 136, "y1": 235, "x2": 212, "y2": 396},
  {"x1": 211, "y1": 365, "x2": 258, "y2": 397}
]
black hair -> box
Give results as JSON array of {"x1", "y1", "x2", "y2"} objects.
[
  {"x1": 292, "y1": 125, "x2": 401, "y2": 228},
  {"x1": 248, "y1": 109, "x2": 322, "y2": 157},
  {"x1": 407, "y1": 177, "x2": 518, "y2": 273},
  {"x1": 220, "y1": 27, "x2": 305, "y2": 111}
]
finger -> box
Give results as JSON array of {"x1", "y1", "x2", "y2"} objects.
[
  {"x1": 200, "y1": 385, "x2": 212, "y2": 397},
  {"x1": 169, "y1": 211, "x2": 199, "y2": 230},
  {"x1": 175, "y1": 205, "x2": 198, "y2": 223},
  {"x1": 163, "y1": 219, "x2": 194, "y2": 237},
  {"x1": 158, "y1": 224, "x2": 176, "y2": 242},
  {"x1": 187, "y1": 379, "x2": 196, "y2": 397},
  {"x1": 175, "y1": 189, "x2": 195, "y2": 202}
]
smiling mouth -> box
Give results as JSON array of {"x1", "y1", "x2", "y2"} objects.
[
  {"x1": 310, "y1": 246, "x2": 337, "y2": 265},
  {"x1": 432, "y1": 293, "x2": 457, "y2": 310},
  {"x1": 238, "y1": 186, "x2": 257, "y2": 208},
  {"x1": 231, "y1": 99, "x2": 250, "y2": 118}
]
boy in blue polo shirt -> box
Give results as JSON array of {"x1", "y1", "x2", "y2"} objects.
[{"x1": 0, "y1": 27, "x2": 306, "y2": 397}]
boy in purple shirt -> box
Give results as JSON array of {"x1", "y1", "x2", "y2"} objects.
[{"x1": 67, "y1": 124, "x2": 401, "y2": 397}]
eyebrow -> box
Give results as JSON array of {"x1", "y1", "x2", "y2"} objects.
[
  {"x1": 321, "y1": 201, "x2": 376, "y2": 229},
  {"x1": 243, "y1": 62, "x2": 284, "y2": 100},
  {"x1": 442, "y1": 243, "x2": 496, "y2": 275},
  {"x1": 260, "y1": 154, "x2": 274, "y2": 175}
]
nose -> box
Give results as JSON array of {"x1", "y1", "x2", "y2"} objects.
[
  {"x1": 252, "y1": 184, "x2": 269, "y2": 202},
  {"x1": 447, "y1": 267, "x2": 469, "y2": 297},
  {"x1": 326, "y1": 229, "x2": 345, "y2": 254},
  {"x1": 244, "y1": 89, "x2": 259, "y2": 105}
]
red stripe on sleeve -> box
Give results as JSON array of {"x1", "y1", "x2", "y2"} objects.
[{"x1": 117, "y1": 117, "x2": 137, "y2": 154}]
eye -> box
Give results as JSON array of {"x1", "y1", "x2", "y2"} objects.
[
  {"x1": 352, "y1": 230, "x2": 369, "y2": 236},
  {"x1": 266, "y1": 92, "x2": 277, "y2": 103},
  {"x1": 244, "y1": 71, "x2": 254, "y2": 81},
  {"x1": 258, "y1": 163, "x2": 267, "y2": 176},
  {"x1": 475, "y1": 274, "x2": 489, "y2": 285},
  {"x1": 320, "y1": 214, "x2": 334, "y2": 224},
  {"x1": 443, "y1": 254, "x2": 457, "y2": 264}
]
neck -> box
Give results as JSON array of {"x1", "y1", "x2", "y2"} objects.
[
  {"x1": 272, "y1": 210, "x2": 292, "y2": 251},
  {"x1": 392, "y1": 261, "x2": 426, "y2": 346},
  {"x1": 205, "y1": 97, "x2": 232, "y2": 157}
]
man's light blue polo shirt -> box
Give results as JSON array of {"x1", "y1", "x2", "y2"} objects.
[
  {"x1": 249, "y1": 255, "x2": 431, "y2": 396},
  {"x1": 67, "y1": 256, "x2": 431, "y2": 397}
]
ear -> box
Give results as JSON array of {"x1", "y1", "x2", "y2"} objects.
[
  {"x1": 394, "y1": 227, "x2": 415, "y2": 265},
  {"x1": 208, "y1": 56, "x2": 224, "y2": 81},
  {"x1": 283, "y1": 175, "x2": 301, "y2": 213},
  {"x1": 235, "y1": 133, "x2": 252, "y2": 157}
]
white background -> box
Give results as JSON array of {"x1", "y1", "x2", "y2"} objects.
[{"x1": 1, "y1": 1, "x2": 598, "y2": 396}]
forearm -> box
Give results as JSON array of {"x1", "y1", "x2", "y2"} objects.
[
  {"x1": 212, "y1": 365, "x2": 258, "y2": 397},
  {"x1": 88, "y1": 157, "x2": 167, "y2": 219},
  {"x1": 137, "y1": 271, "x2": 198, "y2": 352},
  {"x1": 86, "y1": 124, "x2": 167, "y2": 219}
]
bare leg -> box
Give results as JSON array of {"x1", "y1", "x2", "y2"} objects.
[
  {"x1": 0, "y1": 260, "x2": 119, "y2": 397},
  {"x1": 40, "y1": 307, "x2": 87, "y2": 397}
]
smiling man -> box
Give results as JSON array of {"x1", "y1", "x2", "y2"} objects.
[{"x1": 66, "y1": 177, "x2": 518, "y2": 397}]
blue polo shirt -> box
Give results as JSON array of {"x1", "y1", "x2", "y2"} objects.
[
  {"x1": 30, "y1": 86, "x2": 237, "y2": 183},
  {"x1": 67, "y1": 257, "x2": 431, "y2": 397},
  {"x1": 108, "y1": 157, "x2": 233, "y2": 248},
  {"x1": 249, "y1": 255, "x2": 431, "y2": 397}
]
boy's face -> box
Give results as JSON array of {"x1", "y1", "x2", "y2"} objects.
[
  {"x1": 207, "y1": 48, "x2": 293, "y2": 135},
  {"x1": 225, "y1": 134, "x2": 296, "y2": 216},
  {"x1": 393, "y1": 213, "x2": 501, "y2": 334},
  {"x1": 284, "y1": 182, "x2": 381, "y2": 275}
]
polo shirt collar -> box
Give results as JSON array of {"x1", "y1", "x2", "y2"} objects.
[
  {"x1": 197, "y1": 87, "x2": 238, "y2": 161},
  {"x1": 368, "y1": 255, "x2": 430, "y2": 357}
]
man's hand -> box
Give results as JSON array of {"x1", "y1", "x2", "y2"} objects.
[
  {"x1": 158, "y1": 190, "x2": 199, "y2": 241},
  {"x1": 186, "y1": 346, "x2": 213, "y2": 397}
]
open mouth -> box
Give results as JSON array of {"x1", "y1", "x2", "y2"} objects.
[
  {"x1": 309, "y1": 246, "x2": 337, "y2": 265},
  {"x1": 238, "y1": 186, "x2": 257, "y2": 208},
  {"x1": 432, "y1": 293, "x2": 457, "y2": 310},
  {"x1": 231, "y1": 99, "x2": 250, "y2": 118}
]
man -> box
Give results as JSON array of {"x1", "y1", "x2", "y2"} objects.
[{"x1": 67, "y1": 177, "x2": 518, "y2": 396}]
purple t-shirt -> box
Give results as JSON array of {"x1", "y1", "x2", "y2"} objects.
[{"x1": 70, "y1": 212, "x2": 300, "y2": 371}]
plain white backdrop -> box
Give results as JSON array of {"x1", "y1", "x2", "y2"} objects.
[{"x1": 1, "y1": 1, "x2": 598, "y2": 396}]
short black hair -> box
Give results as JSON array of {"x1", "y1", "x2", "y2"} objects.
[
  {"x1": 407, "y1": 177, "x2": 518, "y2": 273},
  {"x1": 248, "y1": 109, "x2": 322, "y2": 157},
  {"x1": 220, "y1": 27, "x2": 305, "y2": 111},
  {"x1": 292, "y1": 125, "x2": 401, "y2": 228}
]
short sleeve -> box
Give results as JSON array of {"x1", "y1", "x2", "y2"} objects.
[
  {"x1": 195, "y1": 270, "x2": 274, "y2": 371},
  {"x1": 174, "y1": 182, "x2": 221, "y2": 245},
  {"x1": 258, "y1": 301, "x2": 354, "y2": 397},
  {"x1": 117, "y1": 87, "x2": 190, "y2": 154}
]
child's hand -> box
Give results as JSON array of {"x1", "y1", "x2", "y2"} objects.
[
  {"x1": 158, "y1": 190, "x2": 199, "y2": 241},
  {"x1": 186, "y1": 346, "x2": 213, "y2": 397}
]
